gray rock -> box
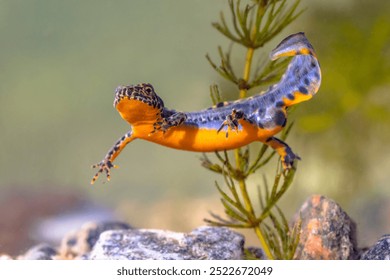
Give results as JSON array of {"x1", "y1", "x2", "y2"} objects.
[
  {"x1": 88, "y1": 226, "x2": 244, "y2": 260},
  {"x1": 21, "y1": 243, "x2": 58, "y2": 260},
  {"x1": 294, "y1": 195, "x2": 359, "y2": 260},
  {"x1": 60, "y1": 221, "x2": 132, "y2": 258},
  {"x1": 245, "y1": 247, "x2": 265, "y2": 259},
  {"x1": 361, "y1": 234, "x2": 390, "y2": 260}
]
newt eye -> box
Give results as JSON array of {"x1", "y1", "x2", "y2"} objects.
[{"x1": 143, "y1": 84, "x2": 154, "y2": 94}]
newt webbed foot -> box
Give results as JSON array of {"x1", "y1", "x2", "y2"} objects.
[
  {"x1": 91, "y1": 159, "x2": 118, "y2": 184},
  {"x1": 265, "y1": 136, "x2": 300, "y2": 170},
  {"x1": 281, "y1": 148, "x2": 301, "y2": 170},
  {"x1": 217, "y1": 109, "x2": 245, "y2": 138}
]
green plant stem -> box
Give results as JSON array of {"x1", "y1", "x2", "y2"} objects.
[
  {"x1": 207, "y1": 0, "x2": 303, "y2": 260},
  {"x1": 237, "y1": 176, "x2": 275, "y2": 260},
  {"x1": 239, "y1": 47, "x2": 254, "y2": 98},
  {"x1": 238, "y1": 179, "x2": 254, "y2": 216},
  {"x1": 255, "y1": 226, "x2": 274, "y2": 260},
  {"x1": 238, "y1": 0, "x2": 266, "y2": 98},
  {"x1": 237, "y1": 178, "x2": 274, "y2": 260},
  {"x1": 234, "y1": 0, "x2": 274, "y2": 260}
]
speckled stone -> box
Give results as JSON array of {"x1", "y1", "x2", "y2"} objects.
[
  {"x1": 245, "y1": 247, "x2": 265, "y2": 259},
  {"x1": 88, "y1": 226, "x2": 244, "y2": 260},
  {"x1": 20, "y1": 243, "x2": 58, "y2": 260},
  {"x1": 361, "y1": 234, "x2": 390, "y2": 260},
  {"x1": 59, "y1": 221, "x2": 132, "y2": 258},
  {"x1": 294, "y1": 195, "x2": 359, "y2": 260}
]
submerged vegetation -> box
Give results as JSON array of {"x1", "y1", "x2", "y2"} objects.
[{"x1": 201, "y1": 0, "x2": 303, "y2": 259}]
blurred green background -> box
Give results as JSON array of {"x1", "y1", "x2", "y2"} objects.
[{"x1": 1, "y1": 0, "x2": 390, "y2": 254}]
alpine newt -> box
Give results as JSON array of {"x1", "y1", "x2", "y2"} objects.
[{"x1": 91, "y1": 32, "x2": 321, "y2": 184}]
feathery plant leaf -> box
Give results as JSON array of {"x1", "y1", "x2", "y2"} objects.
[{"x1": 202, "y1": 0, "x2": 304, "y2": 259}]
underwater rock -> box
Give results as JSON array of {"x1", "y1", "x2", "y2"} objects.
[
  {"x1": 88, "y1": 226, "x2": 244, "y2": 260},
  {"x1": 360, "y1": 234, "x2": 390, "y2": 260},
  {"x1": 20, "y1": 243, "x2": 58, "y2": 260},
  {"x1": 10, "y1": 195, "x2": 388, "y2": 260},
  {"x1": 294, "y1": 195, "x2": 359, "y2": 260},
  {"x1": 59, "y1": 221, "x2": 132, "y2": 259}
]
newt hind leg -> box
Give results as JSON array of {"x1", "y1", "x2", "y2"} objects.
[
  {"x1": 91, "y1": 130, "x2": 135, "y2": 184},
  {"x1": 265, "y1": 136, "x2": 301, "y2": 170}
]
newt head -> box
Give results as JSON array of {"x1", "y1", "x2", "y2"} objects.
[{"x1": 114, "y1": 83, "x2": 165, "y2": 125}]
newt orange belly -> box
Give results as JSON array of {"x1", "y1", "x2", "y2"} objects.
[{"x1": 134, "y1": 121, "x2": 283, "y2": 152}]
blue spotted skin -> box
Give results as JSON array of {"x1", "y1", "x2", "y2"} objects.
[
  {"x1": 91, "y1": 32, "x2": 321, "y2": 184},
  {"x1": 163, "y1": 32, "x2": 321, "y2": 132}
]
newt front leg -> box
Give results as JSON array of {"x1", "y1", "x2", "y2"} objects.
[
  {"x1": 91, "y1": 130, "x2": 135, "y2": 184},
  {"x1": 151, "y1": 111, "x2": 187, "y2": 134}
]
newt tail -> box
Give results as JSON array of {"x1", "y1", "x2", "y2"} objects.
[{"x1": 91, "y1": 32, "x2": 321, "y2": 184}]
